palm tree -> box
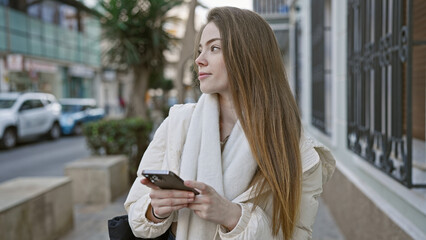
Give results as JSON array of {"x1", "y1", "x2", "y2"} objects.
[{"x1": 97, "y1": 0, "x2": 183, "y2": 118}]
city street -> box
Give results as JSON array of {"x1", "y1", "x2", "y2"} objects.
[
  {"x1": 0, "y1": 136, "x2": 91, "y2": 183},
  {"x1": 0, "y1": 135, "x2": 345, "y2": 240}
]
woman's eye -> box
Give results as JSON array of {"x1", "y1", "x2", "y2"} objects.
[{"x1": 211, "y1": 46, "x2": 220, "y2": 52}]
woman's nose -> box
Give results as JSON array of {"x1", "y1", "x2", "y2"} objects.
[{"x1": 195, "y1": 53, "x2": 207, "y2": 66}]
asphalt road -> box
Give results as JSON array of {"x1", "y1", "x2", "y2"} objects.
[{"x1": 0, "y1": 136, "x2": 91, "y2": 183}]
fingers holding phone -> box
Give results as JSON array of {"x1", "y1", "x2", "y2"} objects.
[
  {"x1": 141, "y1": 170, "x2": 199, "y2": 195},
  {"x1": 147, "y1": 187, "x2": 195, "y2": 220},
  {"x1": 140, "y1": 178, "x2": 160, "y2": 190},
  {"x1": 141, "y1": 171, "x2": 241, "y2": 229},
  {"x1": 184, "y1": 180, "x2": 242, "y2": 231},
  {"x1": 141, "y1": 170, "x2": 197, "y2": 221}
]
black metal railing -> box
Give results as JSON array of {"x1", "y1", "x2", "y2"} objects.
[{"x1": 347, "y1": 0, "x2": 425, "y2": 188}]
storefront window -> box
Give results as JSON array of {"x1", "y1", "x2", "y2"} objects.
[
  {"x1": 8, "y1": 72, "x2": 32, "y2": 92},
  {"x1": 8, "y1": 70, "x2": 61, "y2": 96},
  {"x1": 39, "y1": 72, "x2": 60, "y2": 95}
]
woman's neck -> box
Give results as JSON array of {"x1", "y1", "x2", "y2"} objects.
[{"x1": 218, "y1": 94, "x2": 237, "y2": 141}]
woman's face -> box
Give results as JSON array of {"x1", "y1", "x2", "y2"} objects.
[{"x1": 195, "y1": 22, "x2": 229, "y2": 96}]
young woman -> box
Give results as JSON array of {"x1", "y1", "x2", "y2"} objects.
[{"x1": 125, "y1": 7, "x2": 335, "y2": 240}]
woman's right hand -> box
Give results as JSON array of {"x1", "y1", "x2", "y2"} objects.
[{"x1": 141, "y1": 178, "x2": 195, "y2": 222}]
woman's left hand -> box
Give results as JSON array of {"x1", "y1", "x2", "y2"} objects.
[{"x1": 184, "y1": 180, "x2": 241, "y2": 231}]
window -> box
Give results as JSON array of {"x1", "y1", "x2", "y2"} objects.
[
  {"x1": 41, "y1": 1, "x2": 58, "y2": 24},
  {"x1": 20, "y1": 100, "x2": 32, "y2": 111},
  {"x1": 347, "y1": 0, "x2": 426, "y2": 188},
  {"x1": 0, "y1": 99, "x2": 16, "y2": 108},
  {"x1": 411, "y1": 0, "x2": 426, "y2": 185},
  {"x1": 20, "y1": 99, "x2": 43, "y2": 111},
  {"x1": 253, "y1": 0, "x2": 288, "y2": 15},
  {"x1": 26, "y1": 1, "x2": 79, "y2": 31},
  {"x1": 0, "y1": 0, "x2": 9, "y2": 6},
  {"x1": 59, "y1": 4, "x2": 78, "y2": 31},
  {"x1": 311, "y1": 0, "x2": 332, "y2": 135},
  {"x1": 32, "y1": 99, "x2": 44, "y2": 108},
  {"x1": 26, "y1": 0, "x2": 41, "y2": 18},
  {"x1": 9, "y1": 0, "x2": 25, "y2": 11}
]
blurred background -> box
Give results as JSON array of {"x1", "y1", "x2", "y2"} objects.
[{"x1": 0, "y1": 0, "x2": 425, "y2": 239}]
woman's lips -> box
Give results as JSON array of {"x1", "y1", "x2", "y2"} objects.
[{"x1": 198, "y1": 72, "x2": 211, "y2": 80}]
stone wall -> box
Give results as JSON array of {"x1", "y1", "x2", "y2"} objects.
[{"x1": 0, "y1": 177, "x2": 73, "y2": 240}]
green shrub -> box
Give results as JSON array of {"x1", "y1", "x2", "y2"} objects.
[{"x1": 83, "y1": 117, "x2": 153, "y2": 181}]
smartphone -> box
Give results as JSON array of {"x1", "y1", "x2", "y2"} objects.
[{"x1": 142, "y1": 170, "x2": 200, "y2": 195}]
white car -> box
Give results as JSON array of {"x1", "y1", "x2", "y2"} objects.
[{"x1": 0, "y1": 92, "x2": 62, "y2": 149}]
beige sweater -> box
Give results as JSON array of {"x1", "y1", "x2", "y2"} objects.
[{"x1": 124, "y1": 96, "x2": 336, "y2": 240}]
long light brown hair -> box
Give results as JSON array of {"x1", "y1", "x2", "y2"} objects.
[{"x1": 194, "y1": 7, "x2": 302, "y2": 238}]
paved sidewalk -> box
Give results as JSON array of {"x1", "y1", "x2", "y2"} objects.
[
  {"x1": 60, "y1": 195, "x2": 344, "y2": 240},
  {"x1": 313, "y1": 198, "x2": 345, "y2": 240},
  {"x1": 60, "y1": 195, "x2": 127, "y2": 240}
]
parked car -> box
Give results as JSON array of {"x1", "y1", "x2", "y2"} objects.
[
  {"x1": 59, "y1": 98, "x2": 105, "y2": 135},
  {"x1": 0, "y1": 92, "x2": 62, "y2": 149}
]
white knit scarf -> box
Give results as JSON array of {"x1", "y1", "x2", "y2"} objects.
[{"x1": 175, "y1": 94, "x2": 258, "y2": 240}]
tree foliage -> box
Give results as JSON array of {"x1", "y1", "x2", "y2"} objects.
[
  {"x1": 95, "y1": 0, "x2": 183, "y2": 117},
  {"x1": 83, "y1": 117, "x2": 153, "y2": 181}
]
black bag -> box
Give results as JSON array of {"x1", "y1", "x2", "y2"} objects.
[{"x1": 108, "y1": 215, "x2": 170, "y2": 240}]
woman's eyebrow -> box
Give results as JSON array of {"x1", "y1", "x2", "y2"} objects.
[{"x1": 199, "y1": 38, "x2": 221, "y2": 48}]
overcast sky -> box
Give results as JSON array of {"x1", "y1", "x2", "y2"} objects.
[
  {"x1": 82, "y1": 0, "x2": 253, "y2": 26},
  {"x1": 199, "y1": 0, "x2": 252, "y2": 10},
  {"x1": 83, "y1": 0, "x2": 253, "y2": 10},
  {"x1": 196, "y1": 0, "x2": 253, "y2": 23}
]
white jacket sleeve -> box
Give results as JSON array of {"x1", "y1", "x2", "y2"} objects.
[
  {"x1": 124, "y1": 117, "x2": 175, "y2": 238},
  {"x1": 217, "y1": 201, "x2": 281, "y2": 239},
  {"x1": 292, "y1": 162, "x2": 323, "y2": 239},
  {"x1": 217, "y1": 162, "x2": 323, "y2": 240}
]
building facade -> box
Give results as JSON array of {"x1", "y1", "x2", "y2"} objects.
[
  {"x1": 284, "y1": 0, "x2": 425, "y2": 239},
  {"x1": 253, "y1": 0, "x2": 291, "y2": 70},
  {"x1": 0, "y1": 0, "x2": 101, "y2": 102}
]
